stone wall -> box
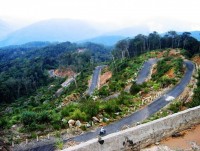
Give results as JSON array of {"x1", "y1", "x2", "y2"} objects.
[{"x1": 65, "y1": 106, "x2": 200, "y2": 151}]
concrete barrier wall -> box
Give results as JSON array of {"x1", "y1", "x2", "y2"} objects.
[{"x1": 65, "y1": 106, "x2": 200, "y2": 151}]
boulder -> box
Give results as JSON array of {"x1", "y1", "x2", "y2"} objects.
[
  {"x1": 103, "y1": 117, "x2": 109, "y2": 122},
  {"x1": 85, "y1": 123, "x2": 91, "y2": 128},
  {"x1": 75, "y1": 120, "x2": 81, "y2": 127},
  {"x1": 92, "y1": 117, "x2": 99, "y2": 122},
  {"x1": 69, "y1": 124, "x2": 73, "y2": 128},
  {"x1": 68, "y1": 119, "x2": 75, "y2": 125},
  {"x1": 99, "y1": 118, "x2": 103, "y2": 123}
]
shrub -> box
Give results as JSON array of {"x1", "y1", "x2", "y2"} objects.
[
  {"x1": 130, "y1": 82, "x2": 141, "y2": 95},
  {"x1": 186, "y1": 88, "x2": 200, "y2": 108},
  {"x1": 80, "y1": 100, "x2": 99, "y2": 119},
  {"x1": 21, "y1": 111, "x2": 37, "y2": 126},
  {"x1": 98, "y1": 85, "x2": 109, "y2": 97},
  {"x1": 37, "y1": 111, "x2": 51, "y2": 123},
  {"x1": 55, "y1": 139, "x2": 64, "y2": 150},
  {"x1": 168, "y1": 101, "x2": 182, "y2": 113},
  {"x1": 0, "y1": 117, "x2": 9, "y2": 129},
  {"x1": 61, "y1": 103, "x2": 77, "y2": 117},
  {"x1": 103, "y1": 100, "x2": 120, "y2": 113},
  {"x1": 70, "y1": 109, "x2": 87, "y2": 121},
  {"x1": 51, "y1": 111, "x2": 62, "y2": 129}
]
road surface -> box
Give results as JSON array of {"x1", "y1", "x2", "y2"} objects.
[
  {"x1": 88, "y1": 66, "x2": 104, "y2": 95},
  {"x1": 136, "y1": 58, "x2": 158, "y2": 84},
  {"x1": 19, "y1": 61, "x2": 194, "y2": 151}
]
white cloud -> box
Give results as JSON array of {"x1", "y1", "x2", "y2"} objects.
[{"x1": 0, "y1": 0, "x2": 200, "y2": 30}]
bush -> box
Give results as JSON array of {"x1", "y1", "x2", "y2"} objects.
[
  {"x1": 70, "y1": 109, "x2": 87, "y2": 121},
  {"x1": 159, "y1": 76, "x2": 177, "y2": 87},
  {"x1": 0, "y1": 117, "x2": 9, "y2": 129},
  {"x1": 168, "y1": 101, "x2": 182, "y2": 113},
  {"x1": 50, "y1": 112, "x2": 61, "y2": 125},
  {"x1": 103, "y1": 100, "x2": 120, "y2": 113},
  {"x1": 21, "y1": 111, "x2": 37, "y2": 126},
  {"x1": 55, "y1": 138, "x2": 64, "y2": 150},
  {"x1": 98, "y1": 85, "x2": 109, "y2": 97},
  {"x1": 37, "y1": 111, "x2": 51, "y2": 123},
  {"x1": 186, "y1": 88, "x2": 200, "y2": 108},
  {"x1": 117, "y1": 93, "x2": 133, "y2": 106},
  {"x1": 61, "y1": 103, "x2": 77, "y2": 117},
  {"x1": 130, "y1": 82, "x2": 141, "y2": 95},
  {"x1": 80, "y1": 100, "x2": 99, "y2": 119}
]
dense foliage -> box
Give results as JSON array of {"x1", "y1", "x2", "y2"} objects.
[
  {"x1": 113, "y1": 31, "x2": 200, "y2": 59},
  {"x1": 0, "y1": 42, "x2": 111, "y2": 103},
  {"x1": 187, "y1": 69, "x2": 200, "y2": 107}
]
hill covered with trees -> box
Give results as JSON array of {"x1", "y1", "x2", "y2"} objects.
[{"x1": 0, "y1": 42, "x2": 111, "y2": 103}]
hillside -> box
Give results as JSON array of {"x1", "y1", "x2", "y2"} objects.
[
  {"x1": 0, "y1": 30, "x2": 200, "y2": 150},
  {"x1": 0, "y1": 42, "x2": 111, "y2": 103}
]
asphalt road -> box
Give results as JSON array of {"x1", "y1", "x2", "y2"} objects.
[
  {"x1": 136, "y1": 58, "x2": 158, "y2": 84},
  {"x1": 88, "y1": 66, "x2": 103, "y2": 95},
  {"x1": 21, "y1": 61, "x2": 194, "y2": 151}
]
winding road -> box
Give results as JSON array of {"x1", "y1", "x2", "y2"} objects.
[
  {"x1": 88, "y1": 66, "x2": 104, "y2": 95},
  {"x1": 20, "y1": 60, "x2": 194, "y2": 151},
  {"x1": 136, "y1": 58, "x2": 158, "y2": 84}
]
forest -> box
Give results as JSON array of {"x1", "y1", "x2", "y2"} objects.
[
  {"x1": 0, "y1": 30, "x2": 199, "y2": 104},
  {"x1": 0, "y1": 42, "x2": 111, "y2": 103}
]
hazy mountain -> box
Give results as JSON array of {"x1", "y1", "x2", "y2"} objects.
[
  {"x1": 190, "y1": 31, "x2": 200, "y2": 41},
  {"x1": 0, "y1": 19, "x2": 101, "y2": 47},
  {"x1": 108, "y1": 25, "x2": 150, "y2": 37},
  {"x1": 81, "y1": 35, "x2": 125, "y2": 46},
  {"x1": 1, "y1": 41, "x2": 54, "y2": 49},
  {"x1": 0, "y1": 20, "x2": 13, "y2": 40}
]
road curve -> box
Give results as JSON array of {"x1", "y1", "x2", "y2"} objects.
[
  {"x1": 136, "y1": 58, "x2": 158, "y2": 84},
  {"x1": 70, "y1": 61, "x2": 194, "y2": 142},
  {"x1": 21, "y1": 61, "x2": 194, "y2": 151}
]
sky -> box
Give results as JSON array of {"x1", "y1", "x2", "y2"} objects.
[{"x1": 0, "y1": 0, "x2": 200, "y2": 31}]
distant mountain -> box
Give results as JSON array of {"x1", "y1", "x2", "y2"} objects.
[
  {"x1": 0, "y1": 20, "x2": 13, "y2": 40},
  {"x1": 1, "y1": 41, "x2": 54, "y2": 49},
  {"x1": 108, "y1": 25, "x2": 150, "y2": 37},
  {"x1": 190, "y1": 31, "x2": 200, "y2": 41},
  {"x1": 81, "y1": 35, "x2": 125, "y2": 46},
  {"x1": 0, "y1": 19, "x2": 101, "y2": 47}
]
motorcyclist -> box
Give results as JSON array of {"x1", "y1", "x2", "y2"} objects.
[{"x1": 99, "y1": 127, "x2": 106, "y2": 135}]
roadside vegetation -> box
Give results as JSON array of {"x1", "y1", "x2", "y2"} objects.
[{"x1": 1, "y1": 30, "x2": 200, "y2": 146}]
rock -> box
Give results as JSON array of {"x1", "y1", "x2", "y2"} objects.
[
  {"x1": 75, "y1": 120, "x2": 81, "y2": 127},
  {"x1": 86, "y1": 123, "x2": 91, "y2": 128},
  {"x1": 114, "y1": 112, "x2": 120, "y2": 115},
  {"x1": 12, "y1": 125, "x2": 17, "y2": 129},
  {"x1": 99, "y1": 118, "x2": 103, "y2": 123},
  {"x1": 5, "y1": 107, "x2": 12, "y2": 113},
  {"x1": 190, "y1": 142, "x2": 200, "y2": 150},
  {"x1": 68, "y1": 119, "x2": 75, "y2": 125},
  {"x1": 69, "y1": 124, "x2": 73, "y2": 128},
  {"x1": 103, "y1": 117, "x2": 109, "y2": 122},
  {"x1": 92, "y1": 117, "x2": 99, "y2": 122},
  {"x1": 62, "y1": 118, "x2": 67, "y2": 123},
  {"x1": 98, "y1": 114, "x2": 103, "y2": 118},
  {"x1": 172, "y1": 132, "x2": 183, "y2": 137},
  {"x1": 155, "y1": 142, "x2": 160, "y2": 145}
]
